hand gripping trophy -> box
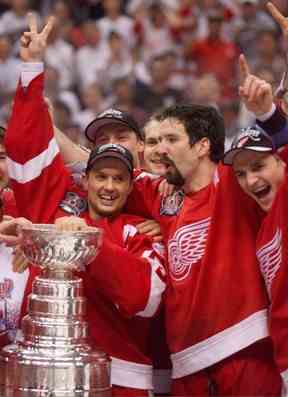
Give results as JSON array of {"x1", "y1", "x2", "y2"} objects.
[{"x1": 0, "y1": 224, "x2": 111, "y2": 396}]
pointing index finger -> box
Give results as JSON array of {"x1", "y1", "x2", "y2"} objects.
[{"x1": 239, "y1": 54, "x2": 250, "y2": 84}]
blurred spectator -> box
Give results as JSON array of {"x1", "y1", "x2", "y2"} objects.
[
  {"x1": 233, "y1": 0, "x2": 277, "y2": 62},
  {"x1": 75, "y1": 20, "x2": 109, "y2": 89},
  {"x1": 45, "y1": 18, "x2": 75, "y2": 90},
  {"x1": 50, "y1": 0, "x2": 76, "y2": 44},
  {"x1": 0, "y1": 0, "x2": 10, "y2": 15},
  {"x1": 254, "y1": 65, "x2": 278, "y2": 93},
  {"x1": 134, "y1": 3, "x2": 175, "y2": 62},
  {"x1": 0, "y1": 99, "x2": 12, "y2": 127},
  {"x1": 110, "y1": 76, "x2": 147, "y2": 126},
  {"x1": 53, "y1": 99, "x2": 82, "y2": 145},
  {"x1": 197, "y1": 0, "x2": 238, "y2": 40},
  {"x1": 185, "y1": 8, "x2": 239, "y2": 101},
  {"x1": 98, "y1": 0, "x2": 135, "y2": 48},
  {"x1": 165, "y1": 0, "x2": 199, "y2": 45},
  {"x1": 188, "y1": 74, "x2": 221, "y2": 108},
  {"x1": 0, "y1": 0, "x2": 40, "y2": 52},
  {"x1": 0, "y1": 34, "x2": 21, "y2": 106},
  {"x1": 220, "y1": 101, "x2": 241, "y2": 150},
  {"x1": 74, "y1": 82, "x2": 107, "y2": 133},
  {"x1": 134, "y1": 53, "x2": 184, "y2": 115},
  {"x1": 99, "y1": 30, "x2": 133, "y2": 93},
  {"x1": 44, "y1": 64, "x2": 80, "y2": 120},
  {"x1": 251, "y1": 29, "x2": 285, "y2": 84}
]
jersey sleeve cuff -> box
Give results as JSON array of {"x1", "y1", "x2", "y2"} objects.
[{"x1": 21, "y1": 62, "x2": 44, "y2": 87}]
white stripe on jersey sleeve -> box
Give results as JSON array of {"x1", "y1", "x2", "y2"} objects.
[
  {"x1": 136, "y1": 249, "x2": 166, "y2": 318},
  {"x1": 7, "y1": 137, "x2": 59, "y2": 183}
]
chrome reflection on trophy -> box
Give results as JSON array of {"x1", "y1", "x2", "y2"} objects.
[{"x1": 0, "y1": 224, "x2": 111, "y2": 396}]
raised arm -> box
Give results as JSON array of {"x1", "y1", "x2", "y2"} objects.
[
  {"x1": 5, "y1": 14, "x2": 71, "y2": 223},
  {"x1": 238, "y1": 54, "x2": 288, "y2": 145},
  {"x1": 45, "y1": 96, "x2": 90, "y2": 166}
]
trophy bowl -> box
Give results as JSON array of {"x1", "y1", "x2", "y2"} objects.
[{"x1": 20, "y1": 224, "x2": 102, "y2": 271}]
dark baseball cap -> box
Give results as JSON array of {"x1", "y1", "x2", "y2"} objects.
[
  {"x1": 223, "y1": 126, "x2": 275, "y2": 165},
  {"x1": 85, "y1": 108, "x2": 142, "y2": 143},
  {"x1": 86, "y1": 143, "x2": 134, "y2": 175}
]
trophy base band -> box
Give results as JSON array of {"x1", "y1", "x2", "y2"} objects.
[{"x1": 0, "y1": 343, "x2": 111, "y2": 396}]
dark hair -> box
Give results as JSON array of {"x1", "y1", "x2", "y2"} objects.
[
  {"x1": 0, "y1": 126, "x2": 5, "y2": 145},
  {"x1": 151, "y1": 104, "x2": 225, "y2": 163}
]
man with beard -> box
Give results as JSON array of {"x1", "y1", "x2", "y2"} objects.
[{"x1": 126, "y1": 54, "x2": 286, "y2": 395}]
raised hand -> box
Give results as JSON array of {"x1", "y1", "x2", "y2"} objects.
[
  {"x1": 238, "y1": 54, "x2": 274, "y2": 116},
  {"x1": 267, "y1": 2, "x2": 288, "y2": 40},
  {"x1": 20, "y1": 13, "x2": 55, "y2": 62}
]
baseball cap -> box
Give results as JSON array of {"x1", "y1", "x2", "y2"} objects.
[
  {"x1": 223, "y1": 126, "x2": 275, "y2": 165},
  {"x1": 85, "y1": 108, "x2": 142, "y2": 143},
  {"x1": 86, "y1": 143, "x2": 134, "y2": 175}
]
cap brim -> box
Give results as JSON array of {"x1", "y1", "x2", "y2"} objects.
[
  {"x1": 86, "y1": 150, "x2": 133, "y2": 174},
  {"x1": 85, "y1": 117, "x2": 131, "y2": 143},
  {"x1": 223, "y1": 146, "x2": 273, "y2": 165}
]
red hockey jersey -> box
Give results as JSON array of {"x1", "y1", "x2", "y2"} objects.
[
  {"x1": 128, "y1": 146, "x2": 270, "y2": 379},
  {"x1": 5, "y1": 73, "x2": 167, "y2": 389},
  {"x1": 256, "y1": 146, "x2": 288, "y2": 389}
]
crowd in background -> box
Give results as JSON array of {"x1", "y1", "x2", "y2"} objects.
[{"x1": 0, "y1": 0, "x2": 287, "y2": 148}]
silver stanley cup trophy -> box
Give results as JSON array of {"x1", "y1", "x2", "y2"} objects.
[{"x1": 0, "y1": 224, "x2": 111, "y2": 396}]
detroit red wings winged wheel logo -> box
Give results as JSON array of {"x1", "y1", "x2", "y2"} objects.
[
  {"x1": 256, "y1": 228, "x2": 282, "y2": 298},
  {"x1": 168, "y1": 218, "x2": 211, "y2": 281}
]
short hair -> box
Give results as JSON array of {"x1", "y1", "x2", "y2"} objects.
[
  {"x1": 0, "y1": 126, "x2": 5, "y2": 145},
  {"x1": 151, "y1": 104, "x2": 225, "y2": 163}
]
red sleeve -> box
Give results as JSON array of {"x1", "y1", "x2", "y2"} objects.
[
  {"x1": 256, "y1": 177, "x2": 288, "y2": 381},
  {"x1": 268, "y1": 179, "x2": 288, "y2": 381},
  {"x1": 126, "y1": 175, "x2": 162, "y2": 220},
  {"x1": 85, "y1": 225, "x2": 166, "y2": 318},
  {"x1": 5, "y1": 74, "x2": 70, "y2": 223},
  {"x1": 2, "y1": 189, "x2": 18, "y2": 217}
]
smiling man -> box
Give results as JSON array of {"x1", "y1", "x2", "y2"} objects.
[
  {"x1": 5, "y1": 15, "x2": 167, "y2": 397},
  {"x1": 223, "y1": 125, "x2": 288, "y2": 392},
  {"x1": 143, "y1": 119, "x2": 167, "y2": 176},
  {"x1": 85, "y1": 108, "x2": 144, "y2": 170},
  {"x1": 223, "y1": 126, "x2": 285, "y2": 212},
  {"x1": 127, "y1": 99, "x2": 283, "y2": 394},
  {"x1": 83, "y1": 143, "x2": 134, "y2": 219}
]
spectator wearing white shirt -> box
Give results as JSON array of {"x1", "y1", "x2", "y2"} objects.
[
  {"x1": 0, "y1": 0, "x2": 40, "y2": 50},
  {"x1": 98, "y1": 0, "x2": 135, "y2": 48},
  {"x1": 98, "y1": 30, "x2": 133, "y2": 93},
  {"x1": 75, "y1": 20, "x2": 109, "y2": 90},
  {"x1": 135, "y1": 3, "x2": 175, "y2": 63},
  {"x1": 44, "y1": 18, "x2": 75, "y2": 90},
  {"x1": 0, "y1": 35, "x2": 21, "y2": 107},
  {"x1": 44, "y1": 64, "x2": 81, "y2": 121},
  {"x1": 74, "y1": 82, "x2": 108, "y2": 134},
  {"x1": 232, "y1": 0, "x2": 277, "y2": 62}
]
